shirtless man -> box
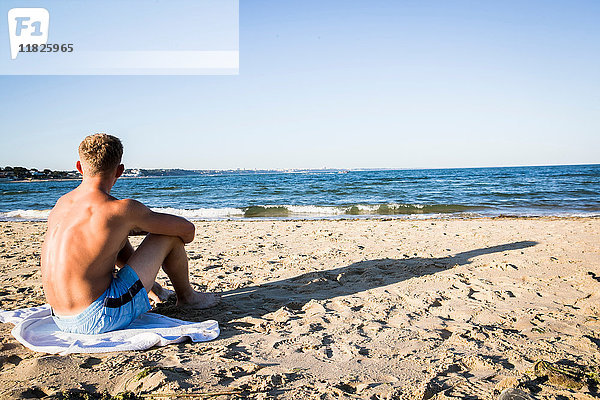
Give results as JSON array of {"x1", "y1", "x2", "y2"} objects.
[{"x1": 41, "y1": 133, "x2": 219, "y2": 334}]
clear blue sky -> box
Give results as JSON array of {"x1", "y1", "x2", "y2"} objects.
[{"x1": 1, "y1": 0, "x2": 599, "y2": 170}]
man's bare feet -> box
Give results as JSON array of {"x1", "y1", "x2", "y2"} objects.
[
  {"x1": 176, "y1": 291, "x2": 221, "y2": 309},
  {"x1": 148, "y1": 282, "x2": 175, "y2": 304}
]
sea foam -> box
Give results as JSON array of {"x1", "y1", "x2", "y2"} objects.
[
  {"x1": 0, "y1": 209, "x2": 51, "y2": 221},
  {"x1": 150, "y1": 207, "x2": 244, "y2": 219}
]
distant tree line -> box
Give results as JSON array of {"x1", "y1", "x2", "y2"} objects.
[{"x1": 0, "y1": 166, "x2": 80, "y2": 181}]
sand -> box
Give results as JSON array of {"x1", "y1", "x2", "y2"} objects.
[{"x1": 0, "y1": 217, "x2": 599, "y2": 399}]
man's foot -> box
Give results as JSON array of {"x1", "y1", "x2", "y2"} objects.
[
  {"x1": 176, "y1": 291, "x2": 221, "y2": 309},
  {"x1": 148, "y1": 282, "x2": 175, "y2": 304}
]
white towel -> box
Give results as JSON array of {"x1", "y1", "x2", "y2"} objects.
[{"x1": 0, "y1": 305, "x2": 219, "y2": 355}]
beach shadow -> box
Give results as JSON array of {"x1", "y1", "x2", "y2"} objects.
[{"x1": 156, "y1": 240, "x2": 537, "y2": 336}]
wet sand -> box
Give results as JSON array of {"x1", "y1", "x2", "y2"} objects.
[{"x1": 1, "y1": 217, "x2": 599, "y2": 399}]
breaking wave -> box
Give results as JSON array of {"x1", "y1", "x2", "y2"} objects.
[
  {"x1": 149, "y1": 203, "x2": 485, "y2": 219},
  {"x1": 0, "y1": 204, "x2": 487, "y2": 221}
]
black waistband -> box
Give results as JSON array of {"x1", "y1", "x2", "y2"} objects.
[{"x1": 103, "y1": 279, "x2": 144, "y2": 308}]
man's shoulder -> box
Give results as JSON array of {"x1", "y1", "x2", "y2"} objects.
[
  {"x1": 72, "y1": 192, "x2": 144, "y2": 219},
  {"x1": 49, "y1": 189, "x2": 78, "y2": 215},
  {"x1": 113, "y1": 198, "x2": 144, "y2": 209},
  {"x1": 110, "y1": 198, "x2": 149, "y2": 218}
]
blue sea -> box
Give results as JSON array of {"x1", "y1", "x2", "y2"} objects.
[{"x1": 1, "y1": 165, "x2": 599, "y2": 221}]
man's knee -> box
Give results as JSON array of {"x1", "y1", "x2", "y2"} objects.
[{"x1": 146, "y1": 233, "x2": 184, "y2": 247}]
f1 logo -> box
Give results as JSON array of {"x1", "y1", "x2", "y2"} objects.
[{"x1": 7, "y1": 8, "x2": 49, "y2": 60}]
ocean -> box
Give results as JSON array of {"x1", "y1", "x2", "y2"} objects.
[{"x1": 1, "y1": 164, "x2": 599, "y2": 221}]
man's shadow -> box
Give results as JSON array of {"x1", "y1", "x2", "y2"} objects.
[{"x1": 156, "y1": 240, "x2": 537, "y2": 336}]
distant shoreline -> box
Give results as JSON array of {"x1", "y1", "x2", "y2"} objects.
[
  {"x1": 4, "y1": 163, "x2": 599, "y2": 182},
  {"x1": 8, "y1": 178, "x2": 81, "y2": 183},
  {"x1": 8, "y1": 175, "x2": 159, "y2": 183}
]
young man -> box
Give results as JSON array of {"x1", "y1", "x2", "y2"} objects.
[{"x1": 41, "y1": 133, "x2": 219, "y2": 334}]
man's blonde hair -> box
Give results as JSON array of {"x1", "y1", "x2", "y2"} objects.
[{"x1": 78, "y1": 133, "x2": 123, "y2": 175}]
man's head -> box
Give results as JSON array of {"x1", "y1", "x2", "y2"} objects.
[{"x1": 77, "y1": 133, "x2": 123, "y2": 177}]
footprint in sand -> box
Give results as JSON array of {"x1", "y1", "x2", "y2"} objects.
[
  {"x1": 115, "y1": 366, "x2": 193, "y2": 394},
  {"x1": 79, "y1": 357, "x2": 102, "y2": 369}
]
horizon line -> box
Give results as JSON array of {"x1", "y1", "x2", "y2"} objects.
[{"x1": 4, "y1": 162, "x2": 599, "y2": 173}]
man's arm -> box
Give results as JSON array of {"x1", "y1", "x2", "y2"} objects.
[{"x1": 121, "y1": 199, "x2": 195, "y2": 243}]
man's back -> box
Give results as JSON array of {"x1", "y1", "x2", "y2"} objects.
[{"x1": 41, "y1": 186, "x2": 129, "y2": 315}]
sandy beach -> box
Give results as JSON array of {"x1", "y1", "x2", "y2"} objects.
[{"x1": 1, "y1": 217, "x2": 599, "y2": 399}]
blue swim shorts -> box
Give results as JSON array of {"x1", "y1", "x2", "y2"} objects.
[{"x1": 52, "y1": 265, "x2": 151, "y2": 334}]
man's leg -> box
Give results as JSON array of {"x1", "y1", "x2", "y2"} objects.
[
  {"x1": 126, "y1": 234, "x2": 220, "y2": 309},
  {"x1": 117, "y1": 238, "x2": 174, "y2": 304}
]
